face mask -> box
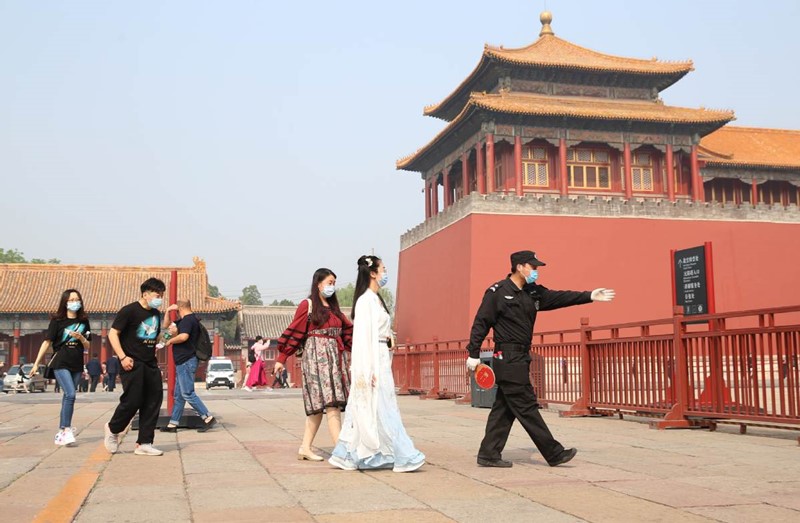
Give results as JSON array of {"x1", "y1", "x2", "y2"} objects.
[
  {"x1": 525, "y1": 269, "x2": 539, "y2": 284},
  {"x1": 148, "y1": 298, "x2": 163, "y2": 309},
  {"x1": 321, "y1": 285, "x2": 335, "y2": 298},
  {"x1": 378, "y1": 272, "x2": 389, "y2": 288},
  {"x1": 66, "y1": 301, "x2": 82, "y2": 312}
]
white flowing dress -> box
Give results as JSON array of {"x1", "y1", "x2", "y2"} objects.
[{"x1": 330, "y1": 289, "x2": 425, "y2": 470}]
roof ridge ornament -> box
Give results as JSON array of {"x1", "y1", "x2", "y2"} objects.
[{"x1": 539, "y1": 10, "x2": 554, "y2": 37}]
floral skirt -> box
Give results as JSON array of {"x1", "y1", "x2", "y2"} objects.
[{"x1": 301, "y1": 329, "x2": 350, "y2": 416}]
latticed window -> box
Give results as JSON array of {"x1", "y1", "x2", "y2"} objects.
[
  {"x1": 495, "y1": 160, "x2": 503, "y2": 190},
  {"x1": 567, "y1": 148, "x2": 611, "y2": 189},
  {"x1": 522, "y1": 146, "x2": 549, "y2": 187},
  {"x1": 632, "y1": 152, "x2": 654, "y2": 191}
]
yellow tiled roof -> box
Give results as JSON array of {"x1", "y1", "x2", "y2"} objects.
[
  {"x1": 700, "y1": 126, "x2": 800, "y2": 169},
  {"x1": 399, "y1": 92, "x2": 733, "y2": 170},
  {"x1": 0, "y1": 257, "x2": 240, "y2": 314},
  {"x1": 424, "y1": 34, "x2": 693, "y2": 119}
]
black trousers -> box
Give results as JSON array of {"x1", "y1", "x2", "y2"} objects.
[
  {"x1": 89, "y1": 375, "x2": 100, "y2": 392},
  {"x1": 107, "y1": 372, "x2": 117, "y2": 391},
  {"x1": 478, "y1": 348, "x2": 564, "y2": 463},
  {"x1": 108, "y1": 361, "x2": 163, "y2": 444}
]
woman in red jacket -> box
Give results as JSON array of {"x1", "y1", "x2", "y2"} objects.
[{"x1": 275, "y1": 268, "x2": 352, "y2": 461}]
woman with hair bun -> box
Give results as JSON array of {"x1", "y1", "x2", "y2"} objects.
[
  {"x1": 275, "y1": 268, "x2": 352, "y2": 461},
  {"x1": 329, "y1": 255, "x2": 425, "y2": 473}
]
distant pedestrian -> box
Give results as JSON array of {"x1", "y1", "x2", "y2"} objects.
[
  {"x1": 160, "y1": 301, "x2": 217, "y2": 433},
  {"x1": 276, "y1": 268, "x2": 352, "y2": 462},
  {"x1": 30, "y1": 288, "x2": 92, "y2": 447},
  {"x1": 105, "y1": 354, "x2": 120, "y2": 391},
  {"x1": 104, "y1": 278, "x2": 167, "y2": 457},
  {"x1": 244, "y1": 336, "x2": 269, "y2": 390},
  {"x1": 87, "y1": 354, "x2": 102, "y2": 392}
]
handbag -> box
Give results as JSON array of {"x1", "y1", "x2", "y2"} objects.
[{"x1": 45, "y1": 349, "x2": 60, "y2": 380}]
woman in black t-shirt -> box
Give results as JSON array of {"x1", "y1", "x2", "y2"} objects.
[{"x1": 31, "y1": 289, "x2": 92, "y2": 447}]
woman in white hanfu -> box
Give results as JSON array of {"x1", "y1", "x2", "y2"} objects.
[{"x1": 329, "y1": 255, "x2": 425, "y2": 473}]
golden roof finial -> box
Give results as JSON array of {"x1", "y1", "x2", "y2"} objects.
[{"x1": 539, "y1": 10, "x2": 554, "y2": 37}]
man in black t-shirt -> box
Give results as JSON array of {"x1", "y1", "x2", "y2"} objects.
[
  {"x1": 160, "y1": 300, "x2": 216, "y2": 433},
  {"x1": 104, "y1": 277, "x2": 167, "y2": 456}
]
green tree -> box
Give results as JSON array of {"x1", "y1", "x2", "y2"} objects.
[
  {"x1": 207, "y1": 283, "x2": 221, "y2": 298},
  {"x1": 335, "y1": 283, "x2": 393, "y2": 311},
  {"x1": 240, "y1": 285, "x2": 263, "y2": 306},
  {"x1": 0, "y1": 248, "x2": 59, "y2": 264},
  {"x1": 207, "y1": 282, "x2": 238, "y2": 341}
]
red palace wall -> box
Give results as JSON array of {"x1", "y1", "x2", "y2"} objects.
[{"x1": 395, "y1": 214, "x2": 800, "y2": 344}]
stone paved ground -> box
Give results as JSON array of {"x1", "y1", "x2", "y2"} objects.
[{"x1": 1, "y1": 388, "x2": 798, "y2": 522}]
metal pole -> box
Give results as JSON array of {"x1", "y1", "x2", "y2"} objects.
[{"x1": 167, "y1": 270, "x2": 177, "y2": 413}]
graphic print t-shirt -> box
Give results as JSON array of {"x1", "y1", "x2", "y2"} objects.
[
  {"x1": 47, "y1": 318, "x2": 92, "y2": 372},
  {"x1": 112, "y1": 301, "x2": 162, "y2": 364}
]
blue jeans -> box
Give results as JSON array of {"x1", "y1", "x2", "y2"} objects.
[
  {"x1": 53, "y1": 368, "x2": 82, "y2": 429},
  {"x1": 169, "y1": 356, "x2": 210, "y2": 424}
]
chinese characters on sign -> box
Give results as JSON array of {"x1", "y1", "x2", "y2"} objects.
[{"x1": 674, "y1": 246, "x2": 709, "y2": 316}]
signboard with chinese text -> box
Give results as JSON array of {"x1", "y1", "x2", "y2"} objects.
[{"x1": 673, "y1": 245, "x2": 714, "y2": 317}]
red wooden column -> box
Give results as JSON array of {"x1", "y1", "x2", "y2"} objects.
[
  {"x1": 558, "y1": 138, "x2": 568, "y2": 196},
  {"x1": 461, "y1": 152, "x2": 469, "y2": 198},
  {"x1": 442, "y1": 168, "x2": 451, "y2": 208},
  {"x1": 167, "y1": 270, "x2": 178, "y2": 413},
  {"x1": 432, "y1": 177, "x2": 439, "y2": 215},
  {"x1": 665, "y1": 144, "x2": 675, "y2": 202},
  {"x1": 751, "y1": 177, "x2": 759, "y2": 207},
  {"x1": 486, "y1": 135, "x2": 495, "y2": 193},
  {"x1": 424, "y1": 179, "x2": 431, "y2": 219},
  {"x1": 100, "y1": 325, "x2": 108, "y2": 364},
  {"x1": 514, "y1": 136, "x2": 523, "y2": 196},
  {"x1": 690, "y1": 145, "x2": 703, "y2": 202},
  {"x1": 11, "y1": 323, "x2": 20, "y2": 365},
  {"x1": 476, "y1": 143, "x2": 486, "y2": 194},
  {"x1": 623, "y1": 142, "x2": 633, "y2": 199}
]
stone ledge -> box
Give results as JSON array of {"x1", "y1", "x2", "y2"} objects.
[{"x1": 401, "y1": 192, "x2": 800, "y2": 250}]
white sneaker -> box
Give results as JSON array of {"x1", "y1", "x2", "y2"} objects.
[
  {"x1": 134, "y1": 444, "x2": 164, "y2": 456},
  {"x1": 242, "y1": 386, "x2": 252, "y2": 391},
  {"x1": 54, "y1": 430, "x2": 67, "y2": 446},
  {"x1": 61, "y1": 427, "x2": 76, "y2": 446},
  {"x1": 393, "y1": 460, "x2": 425, "y2": 473},
  {"x1": 104, "y1": 423, "x2": 119, "y2": 454},
  {"x1": 328, "y1": 455, "x2": 357, "y2": 471}
]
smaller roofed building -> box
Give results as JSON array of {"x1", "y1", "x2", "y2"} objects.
[{"x1": 0, "y1": 257, "x2": 240, "y2": 370}]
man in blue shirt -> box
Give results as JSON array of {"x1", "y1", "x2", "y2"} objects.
[
  {"x1": 160, "y1": 300, "x2": 217, "y2": 433},
  {"x1": 86, "y1": 354, "x2": 102, "y2": 392}
]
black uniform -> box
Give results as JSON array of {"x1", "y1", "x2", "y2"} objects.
[{"x1": 467, "y1": 277, "x2": 591, "y2": 464}]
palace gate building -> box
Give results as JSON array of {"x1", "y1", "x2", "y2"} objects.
[
  {"x1": 0, "y1": 257, "x2": 239, "y2": 370},
  {"x1": 395, "y1": 12, "x2": 800, "y2": 344}
]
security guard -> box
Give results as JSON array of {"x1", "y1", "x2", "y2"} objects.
[{"x1": 466, "y1": 250, "x2": 615, "y2": 467}]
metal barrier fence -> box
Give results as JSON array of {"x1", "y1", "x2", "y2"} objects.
[{"x1": 393, "y1": 305, "x2": 800, "y2": 428}]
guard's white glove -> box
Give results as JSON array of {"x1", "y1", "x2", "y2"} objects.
[
  {"x1": 591, "y1": 288, "x2": 616, "y2": 302},
  {"x1": 466, "y1": 357, "x2": 481, "y2": 371}
]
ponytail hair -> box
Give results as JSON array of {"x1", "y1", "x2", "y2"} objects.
[{"x1": 352, "y1": 255, "x2": 390, "y2": 319}]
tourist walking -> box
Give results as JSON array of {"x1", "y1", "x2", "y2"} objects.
[
  {"x1": 466, "y1": 250, "x2": 615, "y2": 468},
  {"x1": 30, "y1": 289, "x2": 92, "y2": 446},
  {"x1": 160, "y1": 300, "x2": 217, "y2": 433},
  {"x1": 104, "y1": 278, "x2": 167, "y2": 456},
  {"x1": 244, "y1": 336, "x2": 269, "y2": 390},
  {"x1": 105, "y1": 354, "x2": 120, "y2": 392},
  {"x1": 329, "y1": 256, "x2": 425, "y2": 472},
  {"x1": 86, "y1": 354, "x2": 102, "y2": 392},
  {"x1": 275, "y1": 268, "x2": 352, "y2": 462}
]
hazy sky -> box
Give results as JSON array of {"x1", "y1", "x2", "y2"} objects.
[{"x1": 2, "y1": 0, "x2": 799, "y2": 302}]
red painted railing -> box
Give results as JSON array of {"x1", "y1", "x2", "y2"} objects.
[{"x1": 393, "y1": 305, "x2": 800, "y2": 427}]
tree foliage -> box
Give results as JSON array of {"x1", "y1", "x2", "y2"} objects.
[
  {"x1": 334, "y1": 282, "x2": 394, "y2": 311},
  {"x1": 0, "y1": 248, "x2": 60, "y2": 264},
  {"x1": 207, "y1": 283, "x2": 221, "y2": 298},
  {"x1": 269, "y1": 299, "x2": 296, "y2": 306},
  {"x1": 239, "y1": 285, "x2": 263, "y2": 306}
]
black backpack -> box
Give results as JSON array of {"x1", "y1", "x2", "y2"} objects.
[{"x1": 194, "y1": 319, "x2": 213, "y2": 361}]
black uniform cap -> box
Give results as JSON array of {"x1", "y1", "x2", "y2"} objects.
[{"x1": 510, "y1": 250, "x2": 547, "y2": 268}]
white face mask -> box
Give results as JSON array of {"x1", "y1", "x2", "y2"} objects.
[{"x1": 321, "y1": 285, "x2": 335, "y2": 298}]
